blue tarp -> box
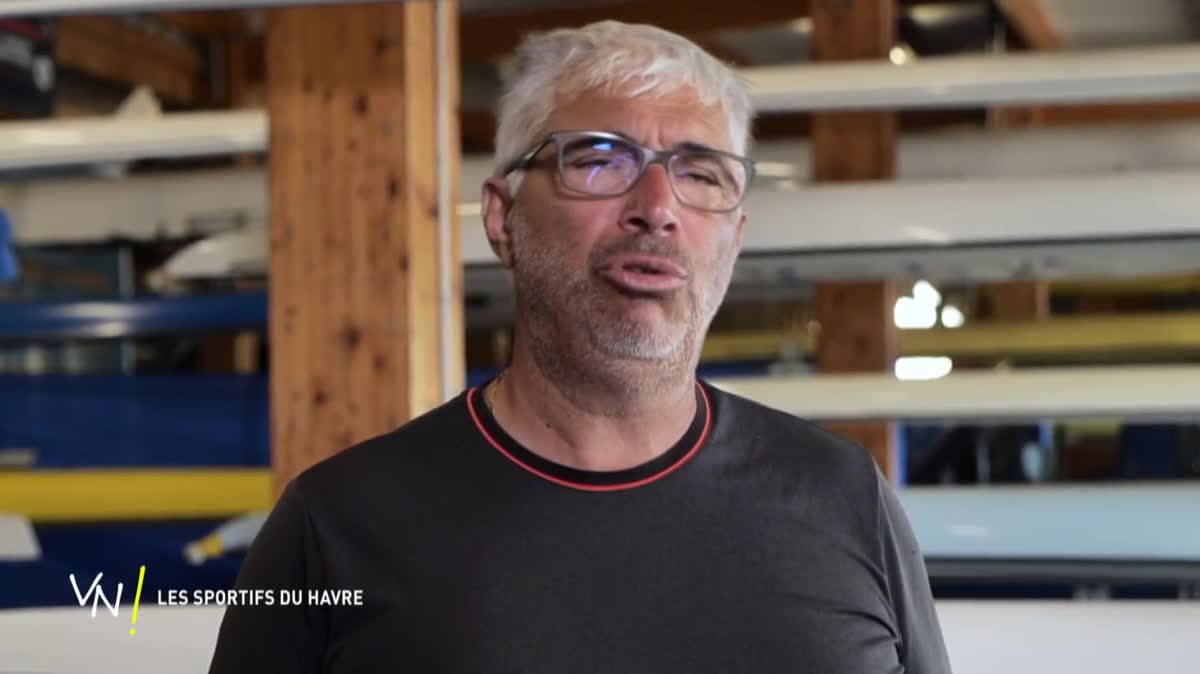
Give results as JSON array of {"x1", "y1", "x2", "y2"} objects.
[
  {"x1": 0, "y1": 374, "x2": 270, "y2": 468},
  {"x1": 0, "y1": 210, "x2": 19, "y2": 283},
  {"x1": 0, "y1": 362, "x2": 770, "y2": 470},
  {"x1": 0, "y1": 292, "x2": 267, "y2": 341},
  {"x1": 0, "y1": 521, "x2": 246, "y2": 609}
]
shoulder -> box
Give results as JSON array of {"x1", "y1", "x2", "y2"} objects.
[
  {"x1": 702, "y1": 379, "x2": 886, "y2": 512},
  {"x1": 705, "y1": 379, "x2": 881, "y2": 472},
  {"x1": 288, "y1": 388, "x2": 481, "y2": 510}
]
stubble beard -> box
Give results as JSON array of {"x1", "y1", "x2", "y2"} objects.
[{"x1": 507, "y1": 207, "x2": 735, "y2": 409}]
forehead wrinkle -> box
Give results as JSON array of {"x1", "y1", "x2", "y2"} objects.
[{"x1": 546, "y1": 84, "x2": 736, "y2": 153}]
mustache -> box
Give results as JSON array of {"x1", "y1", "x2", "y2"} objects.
[{"x1": 590, "y1": 237, "x2": 693, "y2": 276}]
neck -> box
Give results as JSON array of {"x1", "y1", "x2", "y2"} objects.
[{"x1": 488, "y1": 336, "x2": 700, "y2": 473}]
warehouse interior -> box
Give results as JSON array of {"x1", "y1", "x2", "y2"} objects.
[{"x1": 0, "y1": 0, "x2": 1199, "y2": 672}]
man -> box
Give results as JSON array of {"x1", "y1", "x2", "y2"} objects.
[{"x1": 209, "y1": 20, "x2": 952, "y2": 674}]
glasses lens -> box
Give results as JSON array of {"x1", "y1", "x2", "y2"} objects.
[
  {"x1": 558, "y1": 135, "x2": 641, "y2": 195},
  {"x1": 670, "y1": 152, "x2": 747, "y2": 212}
]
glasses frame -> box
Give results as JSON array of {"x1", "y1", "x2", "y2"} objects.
[{"x1": 497, "y1": 130, "x2": 757, "y2": 213}]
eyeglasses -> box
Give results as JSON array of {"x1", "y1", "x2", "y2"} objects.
[{"x1": 498, "y1": 130, "x2": 756, "y2": 213}]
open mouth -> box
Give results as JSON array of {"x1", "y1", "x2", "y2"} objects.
[
  {"x1": 624, "y1": 261, "x2": 669, "y2": 276},
  {"x1": 598, "y1": 254, "x2": 687, "y2": 295}
]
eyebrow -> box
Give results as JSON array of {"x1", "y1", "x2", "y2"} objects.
[
  {"x1": 600, "y1": 129, "x2": 723, "y2": 154},
  {"x1": 677, "y1": 140, "x2": 722, "y2": 154}
]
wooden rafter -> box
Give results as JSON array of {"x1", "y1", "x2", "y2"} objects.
[
  {"x1": 810, "y1": 0, "x2": 901, "y2": 481},
  {"x1": 995, "y1": 0, "x2": 1062, "y2": 50},
  {"x1": 55, "y1": 16, "x2": 204, "y2": 104},
  {"x1": 1029, "y1": 101, "x2": 1200, "y2": 125},
  {"x1": 459, "y1": 0, "x2": 811, "y2": 61},
  {"x1": 154, "y1": 10, "x2": 247, "y2": 37}
]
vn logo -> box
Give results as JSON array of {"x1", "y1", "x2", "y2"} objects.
[
  {"x1": 70, "y1": 572, "x2": 122, "y2": 617},
  {"x1": 69, "y1": 566, "x2": 148, "y2": 635}
]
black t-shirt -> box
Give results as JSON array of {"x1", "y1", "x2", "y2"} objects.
[{"x1": 208, "y1": 378, "x2": 952, "y2": 674}]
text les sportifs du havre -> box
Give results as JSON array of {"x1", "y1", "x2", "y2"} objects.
[{"x1": 157, "y1": 588, "x2": 365, "y2": 607}]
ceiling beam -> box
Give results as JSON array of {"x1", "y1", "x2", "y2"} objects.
[
  {"x1": 1053, "y1": 273, "x2": 1200, "y2": 297},
  {"x1": 154, "y1": 10, "x2": 248, "y2": 36},
  {"x1": 996, "y1": 0, "x2": 1062, "y2": 50},
  {"x1": 455, "y1": 0, "x2": 978, "y2": 62},
  {"x1": 1030, "y1": 100, "x2": 1200, "y2": 125},
  {"x1": 459, "y1": 0, "x2": 811, "y2": 61},
  {"x1": 700, "y1": 311, "x2": 1200, "y2": 363},
  {"x1": 55, "y1": 16, "x2": 204, "y2": 104}
]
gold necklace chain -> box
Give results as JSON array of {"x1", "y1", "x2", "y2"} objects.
[{"x1": 486, "y1": 370, "x2": 505, "y2": 412}]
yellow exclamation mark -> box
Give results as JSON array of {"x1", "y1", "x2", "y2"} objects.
[{"x1": 129, "y1": 565, "x2": 146, "y2": 635}]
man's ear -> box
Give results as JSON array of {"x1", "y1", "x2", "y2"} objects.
[{"x1": 481, "y1": 177, "x2": 516, "y2": 269}]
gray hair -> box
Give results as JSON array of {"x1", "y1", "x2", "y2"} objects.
[{"x1": 493, "y1": 20, "x2": 755, "y2": 186}]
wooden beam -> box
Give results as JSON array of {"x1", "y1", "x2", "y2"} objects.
[
  {"x1": 459, "y1": 0, "x2": 810, "y2": 61},
  {"x1": 700, "y1": 310, "x2": 1200, "y2": 363},
  {"x1": 227, "y1": 33, "x2": 264, "y2": 109},
  {"x1": 996, "y1": 0, "x2": 1062, "y2": 50},
  {"x1": 266, "y1": 1, "x2": 462, "y2": 488},
  {"x1": 809, "y1": 0, "x2": 897, "y2": 180},
  {"x1": 444, "y1": 0, "x2": 467, "y2": 418},
  {"x1": 755, "y1": 108, "x2": 986, "y2": 139},
  {"x1": 54, "y1": 16, "x2": 203, "y2": 104},
  {"x1": 992, "y1": 10, "x2": 1200, "y2": 130},
  {"x1": 810, "y1": 0, "x2": 901, "y2": 481},
  {"x1": 1031, "y1": 101, "x2": 1200, "y2": 125},
  {"x1": 815, "y1": 283, "x2": 901, "y2": 373},
  {"x1": 221, "y1": 0, "x2": 261, "y2": 112},
  {"x1": 992, "y1": 0, "x2": 1059, "y2": 127},
  {"x1": 1053, "y1": 273, "x2": 1200, "y2": 297},
  {"x1": 901, "y1": 312, "x2": 1200, "y2": 361},
  {"x1": 154, "y1": 10, "x2": 247, "y2": 37},
  {"x1": 998, "y1": 100, "x2": 1187, "y2": 129},
  {"x1": 455, "y1": 0, "x2": 970, "y2": 61},
  {"x1": 983, "y1": 280, "x2": 1050, "y2": 321},
  {"x1": 815, "y1": 282, "x2": 901, "y2": 479}
]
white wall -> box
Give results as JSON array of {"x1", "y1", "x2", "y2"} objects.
[
  {"x1": 937, "y1": 601, "x2": 1200, "y2": 674},
  {"x1": 1, "y1": 601, "x2": 1197, "y2": 673}
]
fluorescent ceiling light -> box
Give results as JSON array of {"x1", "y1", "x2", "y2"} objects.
[
  {"x1": 913, "y1": 279, "x2": 942, "y2": 307},
  {"x1": 895, "y1": 356, "x2": 954, "y2": 381},
  {"x1": 941, "y1": 304, "x2": 966, "y2": 329}
]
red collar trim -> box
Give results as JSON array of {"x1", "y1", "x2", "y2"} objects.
[{"x1": 466, "y1": 381, "x2": 712, "y2": 492}]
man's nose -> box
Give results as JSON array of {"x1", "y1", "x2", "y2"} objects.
[{"x1": 620, "y1": 163, "x2": 680, "y2": 235}]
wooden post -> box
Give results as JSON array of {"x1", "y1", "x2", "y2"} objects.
[
  {"x1": 810, "y1": 0, "x2": 902, "y2": 481},
  {"x1": 814, "y1": 282, "x2": 902, "y2": 480},
  {"x1": 265, "y1": 1, "x2": 462, "y2": 488},
  {"x1": 984, "y1": 281, "x2": 1050, "y2": 320}
]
